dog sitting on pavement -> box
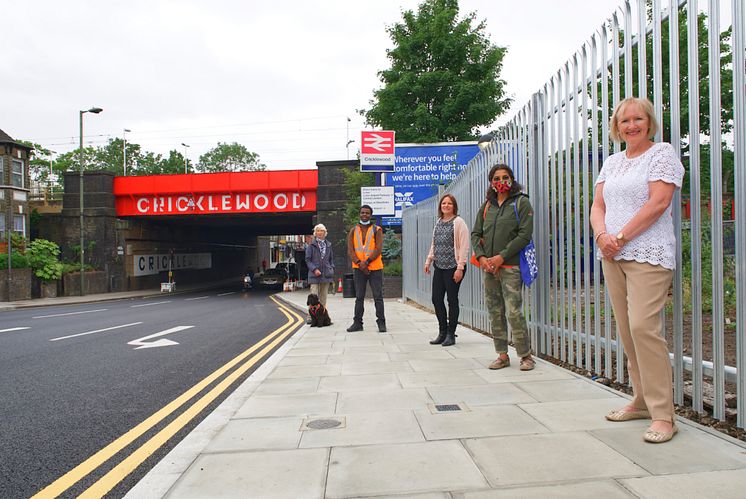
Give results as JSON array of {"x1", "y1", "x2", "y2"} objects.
[{"x1": 307, "y1": 293, "x2": 332, "y2": 327}]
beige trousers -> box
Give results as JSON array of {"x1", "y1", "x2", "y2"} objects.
[
  {"x1": 310, "y1": 282, "x2": 329, "y2": 307},
  {"x1": 602, "y1": 259, "x2": 674, "y2": 423}
]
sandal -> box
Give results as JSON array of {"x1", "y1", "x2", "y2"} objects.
[
  {"x1": 488, "y1": 356, "x2": 510, "y2": 370},
  {"x1": 605, "y1": 407, "x2": 651, "y2": 422},
  {"x1": 519, "y1": 356, "x2": 535, "y2": 371},
  {"x1": 644, "y1": 423, "x2": 678, "y2": 443}
]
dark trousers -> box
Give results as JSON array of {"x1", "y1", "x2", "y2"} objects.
[
  {"x1": 353, "y1": 268, "x2": 385, "y2": 325},
  {"x1": 432, "y1": 266, "x2": 463, "y2": 332}
]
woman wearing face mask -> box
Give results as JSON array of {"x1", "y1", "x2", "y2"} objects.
[
  {"x1": 471, "y1": 164, "x2": 535, "y2": 371},
  {"x1": 424, "y1": 194, "x2": 470, "y2": 346}
]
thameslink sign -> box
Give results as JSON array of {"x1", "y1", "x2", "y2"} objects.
[{"x1": 113, "y1": 170, "x2": 318, "y2": 217}]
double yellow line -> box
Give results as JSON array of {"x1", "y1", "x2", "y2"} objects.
[{"x1": 33, "y1": 296, "x2": 303, "y2": 498}]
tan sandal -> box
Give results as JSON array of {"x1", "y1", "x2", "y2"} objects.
[
  {"x1": 519, "y1": 356, "x2": 535, "y2": 371},
  {"x1": 605, "y1": 407, "x2": 651, "y2": 422},
  {"x1": 489, "y1": 356, "x2": 510, "y2": 370},
  {"x1": 644, "y1": 423, "x2": 678, "y2": 443}
]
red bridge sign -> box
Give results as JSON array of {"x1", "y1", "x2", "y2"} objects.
[{"x1": 114, "y1": 170, "x2": 317, "y2": 216}]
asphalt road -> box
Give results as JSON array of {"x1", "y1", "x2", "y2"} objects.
[{"x1": 0, "y1": 287, "x2": 304, "y2": 499}]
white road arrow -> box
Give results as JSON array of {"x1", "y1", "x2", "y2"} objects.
[{"x1": 127, "y1": 325, "x2": 194, "y2": 350}]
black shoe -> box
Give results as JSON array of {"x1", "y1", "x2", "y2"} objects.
[
  {"x1": 441, "y1": 333, "x2": 455, "y2": 347},
  {"x1": 430, "y1": 331, "x2": 447, "y2": 345},
  {"x1": 346, "y1": 323, "x2": 363, "y2": 332},
  {"x1": 377, "y1": 322, "x2": 387, "y2": 333}
]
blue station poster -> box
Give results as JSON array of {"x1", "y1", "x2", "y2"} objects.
[{"x1": 379, "y1": 142, "x2": 479, "y2": 226}]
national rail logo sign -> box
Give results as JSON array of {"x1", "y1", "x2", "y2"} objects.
[{"x1": 360, "y1": 130, "x2": 395, "y2": 172}]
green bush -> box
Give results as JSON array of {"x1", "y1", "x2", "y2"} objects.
[
  {"x1": 26, "y1": 239, "x2": 64, "y2": 281},
  {"x1": 384, "y1": 260, "x2": 402, "y2": 276},
  {"x1": 0, "y1": 253, "x2": 29, "y2": 270}
]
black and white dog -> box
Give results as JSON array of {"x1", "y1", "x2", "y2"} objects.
[{"x1": 307, "y1": 293, "x2": 332, "y2": 327}]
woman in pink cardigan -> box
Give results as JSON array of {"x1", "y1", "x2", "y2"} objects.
[{"x1": 423, "y1": 194, "x2": 470, "y2": 346}]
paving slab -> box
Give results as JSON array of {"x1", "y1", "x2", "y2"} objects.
[
  {"x1": 299, "y1": 410, "x2": 425, "y2": 448},
  {"x1": 513, "y1": 378, "x2": 617, "y2": 402},
  {"x1": 318, "y1": 373, "x2": 401, "y2": 392},
  {"x1": 620, "y1": 468, "x2": 746, "y2": 499},
  {"x1": 234, "y1": 392, "x2": 338, "y2": 418},
  {"x1": 326, "y1": 441, "x2": 488, "y2": 498},
  {"x1": 252, "y1": 377, "x2": 320, "y2": 395},
  {"x1": 427, "y1": 383, "x2": 537, "y2": 407},
  {"x1": 458, "y1": 480, "x2": 636, "y2": 498},
  {"x1": 473, "y1": 363, "x2": 576, "y2": 383},
  {"x1": 340, "y1": 360, "x2": 414, "y2": 375},
  {"x1": 414, "y1": 404, "x2": 549, "y2": 440},
  {"x1": 399, "y1": 370, "x2": 488, "y2": 388},
  {"x1": 519, "y1": 397, "x2": 648, "y2": 432},
  {"x1": 166, "y1": 448, "x2": 328, "y2": 499},
  {"x1": 389, "y1": 350, "x2": 456, "y2": 360},
  {"x1": 336, "y1": 388, "x2": 433, "y2": 414},
  {"x1": 590, "y1": 424, "x2": 746, "y2": 475},
  {"x1": 266, "y1": 363, "x2": 341, "y2": 379},
  {"x1": 205, "y1": 417, "x2": 303, "y2": 452},
  {"x1": 276, "y1": 355, "x2": 329, "y2": 366},
  {"x1": 464, "y1": 432, "x2": 647, "y2": 487},
  {"x1": 408, "y1": 358, "x2": 485, "y2": 372}
]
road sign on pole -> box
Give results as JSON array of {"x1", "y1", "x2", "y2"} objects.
[{"x1": 360, "y1": 130, "x2": 395, "y2": 172}]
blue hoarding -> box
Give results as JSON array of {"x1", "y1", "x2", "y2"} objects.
[{"x1": 379, "y1": 142, "x2": 479, "y2": 226}]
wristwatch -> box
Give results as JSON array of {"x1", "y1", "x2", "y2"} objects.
[{"x1": 616, "y1": 232, "x2": 626, "y2": 246}]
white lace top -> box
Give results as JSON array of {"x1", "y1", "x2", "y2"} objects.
[{"x1": 595, "y1": 142, "x2": 685, "y2": 270}]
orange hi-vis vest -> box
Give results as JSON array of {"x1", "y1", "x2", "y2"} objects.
[{"x1": 352, "y1": 224, "x2": 383, "y2": 270}]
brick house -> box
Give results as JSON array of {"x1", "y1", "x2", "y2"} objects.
[{"x1": 0, "y1": 128, "x2": 32, "y2": 241}]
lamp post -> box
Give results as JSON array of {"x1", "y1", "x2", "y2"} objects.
[
  {"x1": 123, "y1": 128, "x2": 131, "y2": 175},
  {"x1": 181, "y1": 143, "x2": 190, "y2": 174},
  {"x1": 79, "y1": 106, "x2": 103, "y2": 296}
]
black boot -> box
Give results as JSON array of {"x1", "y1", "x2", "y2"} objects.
[
  {"x1": 441, "y1": 328, "x2": 456, "y2": 347},
  {"x1": 430, "y1": 328, "x2": 447, "y2": 345}
]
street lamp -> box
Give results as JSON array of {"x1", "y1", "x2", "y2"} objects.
[
  {"x1": 181, "y1": 143, "x2": 190, "y2": 174},
  {"x1": 477, "y1": 133, "x2": 494, "y2": 150},
  {"x1": 79, "y1": 106, "x2": 103, "y2": 296},
  {"x1": 123, "y1": 128, "x2": 131, "y2": 175}
]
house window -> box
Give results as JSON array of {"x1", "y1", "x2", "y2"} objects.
[
  {"x1": 0, "y1": 214, "x2": 5, "y2": 234},
  {"x1": 12, "y1": 159, "x2": 24, "y2": 188},
  {"x1": 13, "y1": 214, "x2": 25, "y2": 237},
  {"x1": 1, "y1": 157, "x2": 5, "y2": 183}
]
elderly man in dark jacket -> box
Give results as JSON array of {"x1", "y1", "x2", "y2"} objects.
[{"x1": 305, "y1": 223, "x2": 335, "y2": 307}]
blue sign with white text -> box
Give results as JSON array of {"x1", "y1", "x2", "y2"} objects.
[{"x1": 380, "y1": 142, "x2": 479, "y2": 226}]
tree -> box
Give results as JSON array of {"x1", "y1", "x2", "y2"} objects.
[
  {"x1": 197, "y1": 142, "x2": 266, "y2": 173},
  {"x1": 362, "y1": 0, "x2": 511, "y2": 142}
]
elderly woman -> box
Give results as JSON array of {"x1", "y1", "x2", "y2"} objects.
[
  {"x1": 305, "y1": 224, "x2": 335, "y2": 307},
  {"x1": 591, "y1": 97, "x2": 685, "y2": 444},
  {"x1": 424, "y1": 194, "x2": 470, "y2": 347},
  {"x1": 471, "y1": 164, "x2": 535, "y2": 371}
]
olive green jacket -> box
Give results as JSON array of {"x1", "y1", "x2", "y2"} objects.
[{"x1": 470, "y1": 193, "x2": 534, "y2": 266}]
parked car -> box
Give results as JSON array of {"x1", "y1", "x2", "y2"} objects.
[
  {"x1": 256, "y1": 268, "x2": 287, "y2": 290},
  {"x1": 274, "y1": 262, "x2": 298, "y2": 279}
]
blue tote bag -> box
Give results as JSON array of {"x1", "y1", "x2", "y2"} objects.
[{"x1": 513, "y1": 199, "x2": 538, "y2": 287}]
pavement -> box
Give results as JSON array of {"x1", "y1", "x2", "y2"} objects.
[{"x1": 110, "y1": 289, "x2": 746, "y2": 499}]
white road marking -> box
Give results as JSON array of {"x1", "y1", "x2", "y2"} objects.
[
  {"x1": 0, "y1": 327, "x2": 30, "y2": 333},
  {"x1": 33, "y1": 309, "x2": 107, "y2": 319},
  {"x1": 130, "y1": 301, "x2": 172, "y2": 308},
  {"x1": 50, "y1": 322, "x2": 143, "y2": 342},
  {"x1": 127, "y1": 326, "x2": 194, "y2": 349},
  {"x1": 184, "y1": 296, "x2": 209, "y2": 301},
  {"x1": 217, "y1": 292, "x2": 236, "y2": 296}
]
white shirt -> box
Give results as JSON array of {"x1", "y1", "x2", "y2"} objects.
[{"x1": 595, "y1": 142, "x2": 685, "y2": 270}]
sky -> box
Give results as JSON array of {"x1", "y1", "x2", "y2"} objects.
[{"x1": 2, "y1": 0, "x2": 626, "y2": 170}]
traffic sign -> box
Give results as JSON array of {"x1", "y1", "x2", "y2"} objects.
[{"x1": 360, "y1": 130, "x2": 395, "y2": 172}]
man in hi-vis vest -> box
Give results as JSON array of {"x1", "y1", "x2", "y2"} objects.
[{"x1": 346, "y1": 204, "x2": 386, "y2": 332}]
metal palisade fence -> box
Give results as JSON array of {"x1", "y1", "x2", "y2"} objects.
[{"x1": 402, "y1": 0, "x2": 745, "y2": 428}]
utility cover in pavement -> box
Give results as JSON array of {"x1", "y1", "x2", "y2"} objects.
[
  {"x1": 301, "y1": 417, "x2": 346, "y2": 431},
  {"x1": 434, "y1": 404, "x2": 462, "y2": 412}
]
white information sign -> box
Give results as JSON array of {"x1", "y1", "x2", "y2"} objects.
[{"x1": 361, "y1": 186, "x2": 395, "y2": 217}]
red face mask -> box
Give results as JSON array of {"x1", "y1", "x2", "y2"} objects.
[{"x1": 492, "y1": 180, "x2": 512, "y2": 193}]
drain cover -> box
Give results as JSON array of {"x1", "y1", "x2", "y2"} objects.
[
  {"x1": 306, "y1": 418, "x2": 342, "y2": 430},
  {"x1": 434, "y1": 404, "x2": 462, "y2": 412}
]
